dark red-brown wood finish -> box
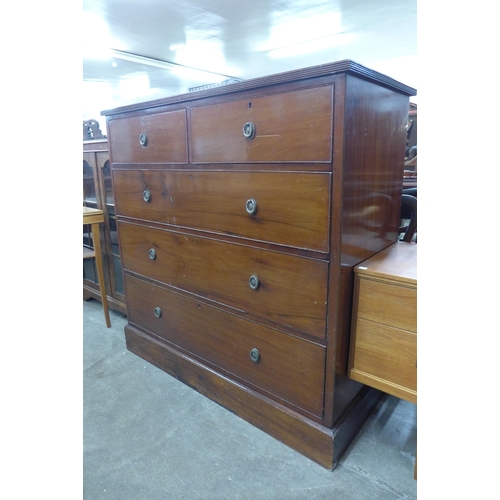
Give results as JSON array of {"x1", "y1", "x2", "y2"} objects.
[
  {"x1": 83, "y1": 140, "x2": 127, "y2": 315},
  {"x1": 102, "y1": 60, "x2": 416, "y2": 470}
]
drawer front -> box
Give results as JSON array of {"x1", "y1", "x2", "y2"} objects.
[
  {"x1": 190, "y1": 86, "x2": 333, "y2": 163},
  {"x1": 125, "y1": 275, "x2": 326, "y2": 417},
  {"x1": 113, "y1": 170, "x2": 330, "y2": 252},
  {"x1": 357, "y1": 278, "x2": 416, "y2": 333},
  {"x1": 108, "y1": 109, "x2": 188, "y2": 164},
  {"x1": 351, "y1": 318, "x2": 417, "y2": 393},
  {"x1": 119, "y1": 222, "x2": 328, "y2": 338}
]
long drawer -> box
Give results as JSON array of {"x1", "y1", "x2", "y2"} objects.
[
  {"x1": 125, "y1": 274, "x2": 326, "y2": 417},
  {"x1": 108, "y1": 109, "x2": 188, "y2": 164},
  {"x1": 350, "y1": 318, "x2": 417, "y2": 393},
  {"x1": 190, "y1": 85, "x2": 333, "y2": 163},
  {"x1": 119, "y1": 222, "x2": 328, "y2": 338},
  {"x1": 357, "y1": 279, "x2": 416, "y2": 333},
  {"x1": 113, "y1": 170, "x2": 331, "y2": 252}
]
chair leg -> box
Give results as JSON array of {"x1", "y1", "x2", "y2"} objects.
[{"x1": 91, "y1": 222, "x2": 111, "y2": 328}]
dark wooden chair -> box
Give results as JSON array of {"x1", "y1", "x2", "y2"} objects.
[{"x1": 400, "y1": 193, "x2": 417, "y2": 243}]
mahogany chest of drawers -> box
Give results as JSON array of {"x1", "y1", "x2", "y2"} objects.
[{"x1": 102, "y1": 60, "x2": 416, "y2": 469}]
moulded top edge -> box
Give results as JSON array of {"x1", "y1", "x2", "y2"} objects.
[{"x1": 101, "y1": 59, "x2": 417, "y2": 117}]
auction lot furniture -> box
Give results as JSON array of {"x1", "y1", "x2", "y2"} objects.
[
  {"x1": 102, "y1": 60, "x2": 416, "y2": 469},
  {"x1": 348, "y1": 241, "x2": 417, "y2": 477},
  {"x1": 349, "y1": 241, "x2": 417, "y2": 403}
]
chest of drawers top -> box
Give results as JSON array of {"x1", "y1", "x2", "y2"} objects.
[
  {"x1": 109, "y1": 86, "x2": 333, "y2": 165},
  {"x1": 355, "y1": 241, "x2": 417, "y2": 286},
  {"x1": 103, "y1": 59, "x2": 416, "y2": 168}
]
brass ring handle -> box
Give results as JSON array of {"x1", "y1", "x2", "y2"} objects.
[
  {"x1": 139, "y1": 133, "x2": 148, "y2": 146},
  {"x1": 242, "y1": 122, "x2": 256, "y2": 140},
  {"x1": 250, "y1": 348, "x2": 260, "y2": 362},
  {"x1": 249, "y1": 275, "x2": 260, "y2": 290},
  {"x1": 149, "y1": 248, "x2": 156, "y2": 260},
  {"x1": 154, "y1": 307, "x2": 162, "y2": 318},
  {"x1": 245, "y1": 198, "x2": 257, "y2": 215},
  {"x1": 143, "y1": 190, "x2": 151, "y2": 203}
]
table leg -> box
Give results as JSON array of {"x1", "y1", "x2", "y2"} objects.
[{"x1": 91, "y1": 222, "x2": 111, "y2": 328}]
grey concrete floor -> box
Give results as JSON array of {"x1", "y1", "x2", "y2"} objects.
[{"x1": 83, "y1": 299, "x2": 417, "y2": 500}]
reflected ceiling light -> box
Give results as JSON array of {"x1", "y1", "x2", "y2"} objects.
[
  {"x1": 268, "y1": 33, "x2": 353, "y2": 59},
  {"x1": 118, "y1": 73, "x2": 151, "y2": 97},
  {"x1": 109, "y1": 50, "x2": 175, "y2": 70},
  {"x1": 82, "y1": 12, "x2": 115, "y2": 59},
  {"x1": 263, "y1": 11, "x2": 343, "y2": 52},
  {"x1": 169, "y1": 43, "x2": 186, "y2": 51},
  {"x1": 108, "y1": 49, "x2": 239, "y2": 81},
  {"x1": 170, "y1": 38, "x2": 239, "y2": 81}
]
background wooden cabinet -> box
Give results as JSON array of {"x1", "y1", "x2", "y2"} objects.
[{"x1": 83, "y1": 139, "x2": 127, "y2": 315}]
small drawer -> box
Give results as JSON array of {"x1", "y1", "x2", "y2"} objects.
[
  {"x1": 108, "y1": 109, "x2": 188, "y2": 164},
  {"x1": 119, "y1": 222, "x2": 328, "y2": 338},
  {"x1": 190, "y1": 86, "x2": 333, "y2": 163},
  {"x1": 112, "y1": 170, "x2": 330, "y2": 252},
  {"x1": 349, "y1": 318, "x2": 417, "y2": 400},
  {"x1": 124, "y1": 275, "x2": 326, "y2": 417},
  {"x1": 357, "y1": 278, "x2": 416, "y2": 333}
]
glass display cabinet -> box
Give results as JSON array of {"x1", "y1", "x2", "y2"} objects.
[{"x1": 83, "y1": 139, "x2": 127, "y2": 315}]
